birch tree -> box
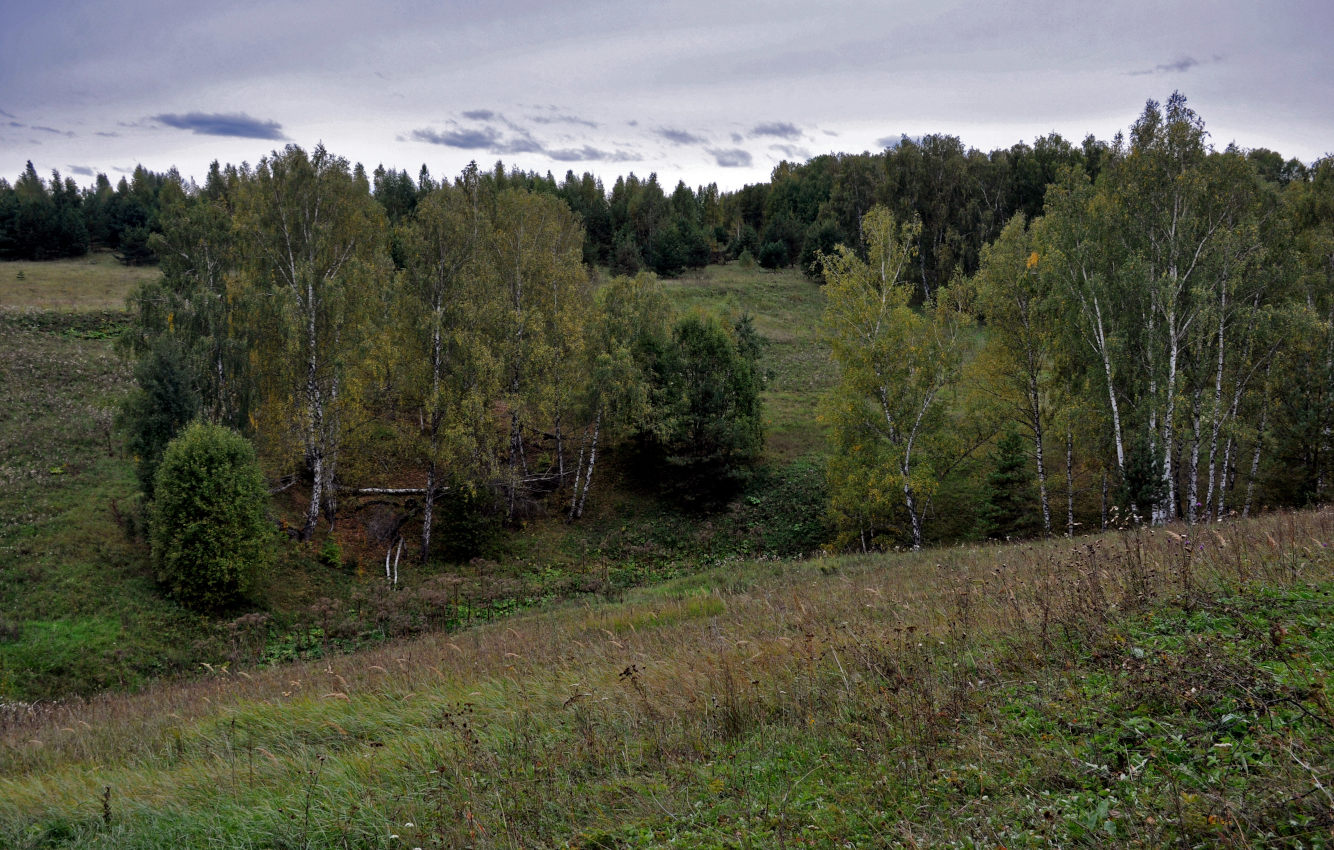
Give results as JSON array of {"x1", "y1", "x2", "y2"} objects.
[
  {"x1": 398, "y1": 168, "x2": 502, "y2": 559},
  {"x1": 569, "y1": 272, "x2": 673, "y2": 519},
  {"x1": 483, "y1": 188, "x2": 590, "y2": 519},
  {"x1": 971, "y1": 213, "x2": 1058, "y2": 535},
  {"x1": 1107, "y1": 96, "x2": 1278, "y2": 522},
  {"x1": 142, "y1": 190, "x2": 251, "y2": 428},
  {"x1": 822, "y1": 206, "x2": 971, "y2": 549},
  {"x1": 238, "y1": 144, "x2": 389, "y2": 540}
]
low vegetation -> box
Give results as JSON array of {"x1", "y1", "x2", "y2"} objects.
[{"x1": 1, "y1": 509, "x2": 1330, "y2": 847}]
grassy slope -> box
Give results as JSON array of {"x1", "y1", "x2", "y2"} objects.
[
  {"x1": 0, "y1": 308, "x2": 222, "y2": 697},
  {"x1": 4, "y1": 258, "x2": 1334, "y2": 846},
  {"x1": 0, "y1": 253, "x2": 156, "y2": 313},
  {"x1": 658, "y1": 264, "x2": 834, "y2": 461},
  {"x1": 1, "y1": 511, "x2": 1330, "y2": 848}
]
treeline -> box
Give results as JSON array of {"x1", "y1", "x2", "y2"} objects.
[
  {"x1": 371, "y1": 163, "x2": 722, "y2": 278},
  {"x1": 0, "y1": 162, "x2": 178, "y2": 263},
  {"x1": 822, "y1": 94, "x2": 1333, "y2": 549},
  {"x1": 123, "y1": 147, "x2": 763, "y2": 607},
  {"x1": 8, "y1": 121, "x2": 1307, "y2": 292}
]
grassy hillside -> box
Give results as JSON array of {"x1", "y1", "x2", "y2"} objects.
[
  {"x1": 0, "y1": 253, "x2": 157, "y2": 313},
  {"x1": 5, "y1": 257, "x2": 1333, "y2": 846},
  {"x1": 0, "y1": 308, "x2": 226, "y2": 697},
  {"x1": 2, "y1": 510, "x2": 1330, "y2": 847}
]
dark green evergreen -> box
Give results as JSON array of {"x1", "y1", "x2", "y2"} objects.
[
  {"x1": 121, "y1": 341, "x2": 202, "y2": 499},
  {"x1": 977, "y1": 429, "x2": 1040, "y2": 540},
  {"x1": 637, "y1": 312, "x2": 764, "y2": 503}
]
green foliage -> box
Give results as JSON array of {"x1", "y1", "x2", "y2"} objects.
[
  {"x1": 430, "y1": 483, "x2": 504, "y2": 562},
  {"x1": 977, "y1": 428, "x2": 1039, "y2": 539},
  {"x1": 121, "y1": 340, "x2": 200, "y2": 498},
  {"x1": 757, "y1": 239, "x2": 788, "y2": 270},
  {"x1": 149, "y1": 423, "x2": 273, "y2": 611},
  {"x1": 799, "y1": 216, "x2": 845, "y2": 280},
  {"x1": 636, "y1": 311, "x2": 765, "y2": 502},
  {"x1": 727, "y1": 223, "x2": 760, "y2": 259},
  {"x1": 822, "y1": 206, "x2": 971, "y2": 549},
  {"x1": 610, "y1": 231, "x2": 643, "y2": 276}
]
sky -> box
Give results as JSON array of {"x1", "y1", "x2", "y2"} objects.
[{"x1": 2, "y1": 0, "x2": 1331, "y2": 192}]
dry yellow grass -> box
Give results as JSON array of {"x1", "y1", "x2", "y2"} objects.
[{"x1": 0, "y1": 253, "x2": 155, "y2": 312}]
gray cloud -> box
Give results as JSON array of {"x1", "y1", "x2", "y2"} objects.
[
  {"x1": 770, "y1": 144, "x2": 811, "y2": 161},
  {"x1": 68, "y1": 165, "x2": 95, "y2": 176},
  {"x1": 34, "y1": 125, "x2": 74, "y2": 137},
  {"x1": 495, "y1": 131, "x2": 546, "y2": 154},
  {"x1": 530, "y1": 111, "x2": 598, "y2": 129},
  {"x1": 750, "y1": 121, "x2": 801, "y2": 140},
  {"x1": 0, "y1": 108, "x2": 16, "y2": 120},
  {"x1": 1130, "y1": 56, "x2": 1202, "y2": 76},
  {"x1": 655, "y1": 127, "x2": 706, "y2": 145},
  {"x1": 95, "y1": 131, "x2": 119, "y2": 138},
  {"x1": 709, "y1": 148, "x2": 753, "y2": 168},
  {"x1": 546, "y1": 145, "x2": 639, "y2": 163},
  {"x1": 877, "y1": 134, "x2": 922, "y2": 150},
  {"x1": 155, "y1": 112, "x2": 286, "y2": 140},
  {"x1": 462, "y1": 109, "x2": 497, "y2": 121},
  {"x1": 413, "y1": 126, "x2": 502, "y2": 148},
  {"x1": 730, "y1": 132, "x2": 744, "y2": 144}
]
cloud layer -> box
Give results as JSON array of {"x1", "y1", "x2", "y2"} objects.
[{"x1": 154, "y1": 113, "x2": 287, "y2": 140}]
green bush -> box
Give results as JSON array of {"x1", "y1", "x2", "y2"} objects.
[
  {"x1": 757, "y1": 240, "x2": 788, "y2": 269},
  {"x1": 150, "y1": 422, "x2": 273, "y2": 611}
]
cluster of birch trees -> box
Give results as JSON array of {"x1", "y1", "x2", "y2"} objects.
[
  {"x1": 824, "y1": 94, "x2": 1333, "y2": 548},
  {"x1": 123, "y1": 145, "x2": 763, "y2": 562}
]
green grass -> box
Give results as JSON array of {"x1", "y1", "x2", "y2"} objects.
[
  {"x1": 0, "y1": 311, "x2": 226, "y2": 698},
  {"x1": 0, "y1": 253, "x2": 156, "y2": 312},
  {"x1": 1, "y1": 510, "x2": 1330, "y2": 847},
  {"x1": 659, "y1": 264, "x2": 833, "y2": 462}
]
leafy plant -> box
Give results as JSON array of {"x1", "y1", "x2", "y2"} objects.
[{"x1": 150, "y1": 422, "x2": 274, "y2": 611}]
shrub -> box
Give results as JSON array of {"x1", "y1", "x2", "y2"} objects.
[
  {"x1": 150, "y1": 422, "x2": 273, "y2": 611},
  {"x1": 757, "y1": 240, "x2": 788, "y2": 270}
]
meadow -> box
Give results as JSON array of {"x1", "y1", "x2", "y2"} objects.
[
  {"x1": 2, "y1": 509, "x2": 1330, "y2": 847},
  {"x1": 0, "y1": 253, "x2": 157, "y2": 313}
]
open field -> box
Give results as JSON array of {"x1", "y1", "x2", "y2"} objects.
[
  {"x1": 2, "y1": 509, "x2": 1330, "y2": 847},
  {"x1": 0, "y1": 254, "x2": 156, "y2": 312}
]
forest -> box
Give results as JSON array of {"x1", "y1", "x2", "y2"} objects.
[{"x1": 1, "y1": 91, "x2": 1331, "y2": 608}]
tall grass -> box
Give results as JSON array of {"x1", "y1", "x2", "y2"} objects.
[{"x1": 3, "y1": 509, "x2": 1331, "y2": 847}]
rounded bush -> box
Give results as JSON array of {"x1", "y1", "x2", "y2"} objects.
[{"x1": 150, "y1": 422, "x2": 273, "y2": 611}]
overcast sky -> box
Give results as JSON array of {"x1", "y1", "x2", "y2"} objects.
[{"x1": 2, "y1": 0, "x2": 1331, "y2": 192}]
